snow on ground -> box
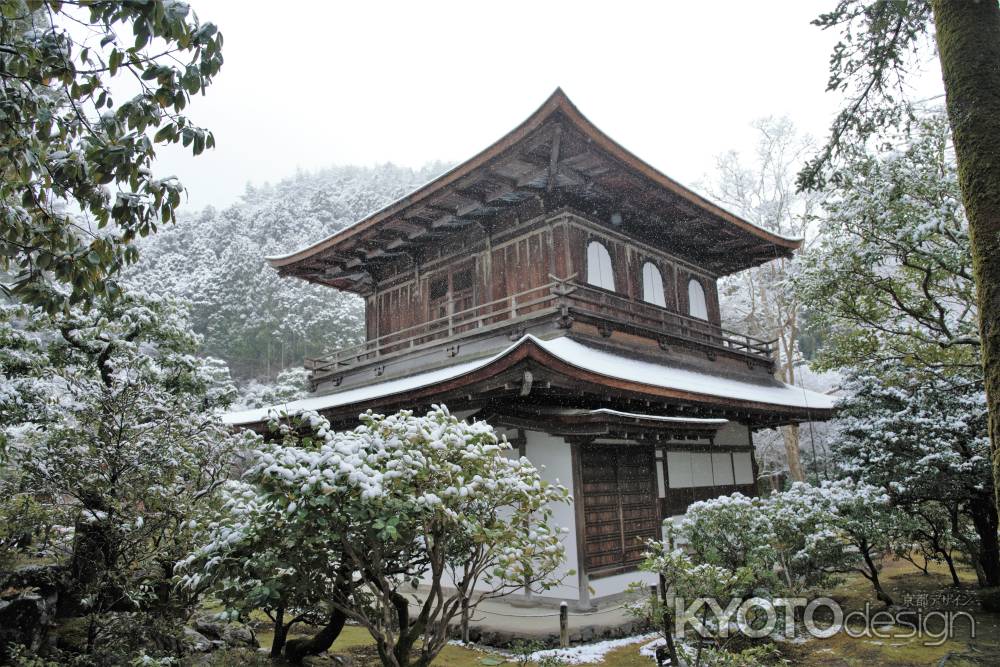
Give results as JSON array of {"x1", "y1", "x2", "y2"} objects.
[
  {"x1": 638, "y1": 636, "x2": 666, "y2": 659},
  {"x1": 523, "y1": 632, "x2": 659, "y2": 665}
]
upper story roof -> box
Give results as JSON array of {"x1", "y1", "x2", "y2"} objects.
[{"x1": 270, "y1": 89, "x2": 801, "y2": 293}]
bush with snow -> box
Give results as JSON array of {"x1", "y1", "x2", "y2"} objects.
[
  {"x1": 833, "y1": 363, "x2": 999, "y2": 587},
  {"x1": 183, "y1": 406, "x2": 570, "y2": 667},
  {"x1": 1, "y1": 292, "x2": 248, "y2": 659}
]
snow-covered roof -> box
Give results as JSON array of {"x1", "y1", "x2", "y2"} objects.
[
  {"x1": 223, "y1": 353, "x2": 490, "y2": 426},
  {"x1": 224, "y1": 334, "x2": 836, "y2": 427},
  {"x1": 539, "y1": 336, "x2": 837, "y2": 412}
]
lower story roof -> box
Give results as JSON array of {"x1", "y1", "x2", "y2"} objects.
[{"x1": 223, "y1": 335, "x2": 836, "y2": 428}]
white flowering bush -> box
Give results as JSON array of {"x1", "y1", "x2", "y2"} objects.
[{"x1": 184, "y1": 406, "x2": 569, "y2": 667}]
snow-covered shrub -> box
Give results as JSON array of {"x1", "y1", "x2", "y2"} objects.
[
  {"x1": 1, "y1": 293, "x2": 249, "y2": 659},
  {"x1": 183, "y1": 406, "x2": 570, "y2": 667},
  {"x1": 759, "y1": 483, "x2": 852, "y2": 594},
  {"x1": 652, "y1": 480, "x2": 902, "y2": 610},
  {"x1": 681, "y1": 494, "x2": 777, "y2": 592},
  {"x1": 833, "y1": 363, "x2": 999, "y2": 586},
  {"x1": 777, "y1": 480, "x2": 901, "y2": 605},
  {"x1": 235, "y1": 366, "x2": 310, "y2": 409},
  {"x1": 634, "y1": 537, "x2": 786, "y2": 667}
]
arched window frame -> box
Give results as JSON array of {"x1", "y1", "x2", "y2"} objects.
[
  {"x1": 641, "y1": 261, "x2": 666, "y2": 307},
  {"x1": 687, "y1": 277, "x2": 708, "y2": 320},
  {"x1": 586, "y1": 240, "x2": 616, "y2": 292}
]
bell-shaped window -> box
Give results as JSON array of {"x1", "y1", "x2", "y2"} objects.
[
  {"x1": 688, "y1": 278, "x2": 708, "y2": 320},
  {"x1": 641, "y1": 261, "x2": 666, "y2": 307},
  {"x1": 586, "y1": 241, "x2": 615, "y2": 291}
]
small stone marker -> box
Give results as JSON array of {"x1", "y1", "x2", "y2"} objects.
[{"x1": 559, "y1": 600, "x2": 569, "y2": 647}]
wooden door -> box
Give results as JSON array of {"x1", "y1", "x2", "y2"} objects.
[{"x1": 579, "y1": 444, "x2": 659, "y2": 573}]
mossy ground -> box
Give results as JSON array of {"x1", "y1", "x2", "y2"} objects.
[{"x1": 203, "y1": 557, "x2": 1000, "y2": 666}]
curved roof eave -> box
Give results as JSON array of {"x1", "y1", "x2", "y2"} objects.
[
  {"x1": 224, "y1": 335, "x2": 835, "y2": 428},
  {"x1": 267, "y1": 89, "x2": 802, "y2": 269}
]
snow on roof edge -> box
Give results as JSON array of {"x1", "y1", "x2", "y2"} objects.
[
  {"x1": 223, "y1": 334, "x2": 836, "y2": 428},
  {"x1": 558, "y1": 408, "x2": 729, "y2": 425}
]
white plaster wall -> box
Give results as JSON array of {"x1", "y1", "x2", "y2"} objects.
[
  {"x1": 733, "y1": 452, "x2": 754, "y2": 484},
  {"x1": 522, "y1": 429, "x2": 580, "y2": 602},
  {"x1": 589, "y1": 569, "x2": 658, "y2": 599},
  {"x1": 715, "y1": 421, "x2": 751, "y2": 447}
]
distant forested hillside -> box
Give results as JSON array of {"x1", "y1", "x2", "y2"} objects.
[{"x1": 128, "y1": 163, "x2": 448, "y2": 379}]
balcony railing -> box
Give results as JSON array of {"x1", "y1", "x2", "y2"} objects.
[
  {"x1": 564, "y1": 282, "x2": 775, "y2": 358},
  {"x1": 305, "y1": 278, "x2": 775, "y2": 382}
]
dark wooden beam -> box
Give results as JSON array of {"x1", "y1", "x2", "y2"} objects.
[{"x1": 547, "y1": 124, "x2": 563, "y2": 193}]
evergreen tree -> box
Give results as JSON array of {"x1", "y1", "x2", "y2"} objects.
[
  {"x1": 803, "y1": 0, "x2": 1000, "y2": 519},
  {"x1": 127, "y1": 163, "x2": 446, "y2": 379},
  {"x1": 0, "y1": 0, "x2": 223, "y2": 311},
  {"x1": 834, "y1": 363, "x2": 999, "y2": 586}
]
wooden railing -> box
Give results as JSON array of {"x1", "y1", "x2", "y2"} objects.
[
  {"x1": 305, "y1": 282, "x2": 562, "y2": 377},
  {"x1": 305, "y1": 278, "x2": 775, "y2": 380},
  {"x1": 564, "y1": 282, "x2": 775, "y2": 359}
]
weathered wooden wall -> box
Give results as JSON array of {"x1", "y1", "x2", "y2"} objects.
[{"x1": 363, "y1": 210, "x2": 723, "y2": 345}]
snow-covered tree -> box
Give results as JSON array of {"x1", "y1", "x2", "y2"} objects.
[
  {"x1": 797, "y1": 112, "x2": 978, "y2": 377},
  {"x1": 891, "y1": 502, "x2": 964, "y2": 586},
  {"x1": 795, "y1": 111, "x2": 998, "y2": 586},
  {"x1": 704, "y1": 117, "x2": 823, "y2": 482},
  {"x1": 127, "y1": 163, "x2": 446, "y2": 379},
  {"x1": 834, "y1": 363, "x2": 999, "y2": 586},
  {"x1": 236, "y1": 366, "x2": 309, "y2": 410},
  {"x1": 183, "y1": 406, "x2": 570, "y2": 667},
  {"x1": 1, "y1": 292, "x2": 248, "y2": 659},
  {"x1": 0, "y1": 303, "x2": 53, "y2": 451},
  {"x1": 800, "y1": 3, "x2": 1000, "y2": 522}
]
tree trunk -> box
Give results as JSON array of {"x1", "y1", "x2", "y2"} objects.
[
  {"x1": 941, "y1": 550, "x2": 962, "y2": 588},
  {"x1": 860, "y1": 540, "x2": 894, "y2": 606},
  {"x1": 932, "y1": 0, "x2": 1000, "y2": 523},
  {"x1": 660, "y1": 575, "x2": 680, "y2": 667},
  {"x1": 781, "y1": 424, "x2": 806, "y2": 482},
  {"x1": 271, "y1": 607, "x2": 288, "y2": 659},
  {"x1": 968, "y1": 499, "x2": 1000, "y2": 587},
  {"x1": 284, "y1": 607, "x2": 347, "y2": 664}
]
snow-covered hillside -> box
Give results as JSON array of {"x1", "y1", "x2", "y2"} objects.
[{"x1": 128, "y1": 162, "x2": 448, "y2": 379}]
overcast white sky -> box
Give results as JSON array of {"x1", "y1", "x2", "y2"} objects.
[{"x1": 156, "y1": 1, "x2": 945, "y2": 212}]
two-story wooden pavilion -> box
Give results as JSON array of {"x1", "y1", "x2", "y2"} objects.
[{"x1": 225, "y1": 89, "x2": 835, "y2": 607}]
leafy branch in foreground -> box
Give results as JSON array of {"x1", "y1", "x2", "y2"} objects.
[
  {"x1": 1, "y1": 0, "x2": 223, "y2": 311},
  {"x1": 798, "y1": 0, "x2": 933, "y2": 190}
]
